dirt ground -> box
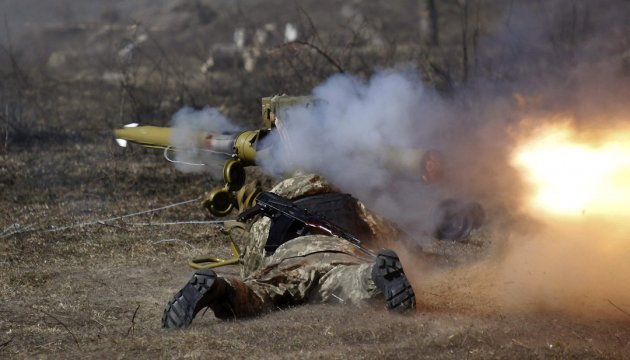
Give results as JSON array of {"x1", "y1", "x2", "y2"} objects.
[
  {"x1": 1, "y1": 1, "x2": 630, "y2": 359},
  {"x1": 1, "y1": 185, "x2": 629, "y2": 359}
]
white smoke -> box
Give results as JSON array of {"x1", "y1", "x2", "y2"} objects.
[
  {"x1": 258, "y1": 69, "x2": 459, "y2": 235},
  {"x1": 162, "y1": 68, "x2": 512, "y2": 237},
  {"x1": 169, "y1": 106, "x2": 242, "y2": 177}
]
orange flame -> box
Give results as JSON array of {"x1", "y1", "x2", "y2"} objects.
[{"x1": 512, "y1": 121, "x2": 630, "y2": 217}]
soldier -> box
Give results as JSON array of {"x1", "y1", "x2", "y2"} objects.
[{"x1": 162, "y1": 173, "x2": 416, "y2": 329}]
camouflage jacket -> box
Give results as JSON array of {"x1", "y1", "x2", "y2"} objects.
[{"x1": 238, "y1": 173, "x2": 400, "y2": 278}]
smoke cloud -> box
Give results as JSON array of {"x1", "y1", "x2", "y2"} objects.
[
  {"x1": 169, "y1": 106, "x2": 242, "y2": 177},
  {"x1": 404, "y1": 0, "x2": 630, "y2": 320},
  {"x1": 259, "y1": 69, "x2": 456, "y2": 234}
]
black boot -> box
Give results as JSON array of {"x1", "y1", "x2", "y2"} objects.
[
  {"x1": 372, "y1": 249, "x2": 416, "y2": 312},
  {"x1": 162, "y1": 269, "x2": 229, "y2": 329},
  {"x1": 433, "y1": 199, "x2": 485, "y2": 241},
  {"x1": 162, "y1": 269, "x2": 264, "y2": 329}
]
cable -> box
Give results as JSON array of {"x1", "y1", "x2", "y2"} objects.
[
  {"x1": 126, "y1": 220, "x2": 226, "y2": 226},
  {"x1": 0, "y1": 197, "x2": 203, "y2": 238},
  {"x1": 163, "y1": 146, "x2": 206, "y2": 166},
  {"x1": 162, "y1": 146, "x2": 233, "y2": 166}
]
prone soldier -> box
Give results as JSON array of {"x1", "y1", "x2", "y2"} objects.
[
  {"x1": 113, "y1": 95, "x2": 483, "y2": 328},
  {"x1": 161, "y1": 173, "x2": 417, "y2": 328}
]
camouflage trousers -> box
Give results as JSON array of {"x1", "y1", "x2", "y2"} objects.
[{"x1": 225, "y1": 235, "x2": 380, "y2": 314}]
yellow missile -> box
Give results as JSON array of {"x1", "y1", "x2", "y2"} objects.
[
  {"x1": 114, "y1": 124, "x2": 174, "y2": 149},
  {"x1": 114, "y1": 124, "x2": 265, "y2": 166}
]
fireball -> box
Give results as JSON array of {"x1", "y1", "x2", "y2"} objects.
[{"x1": 512, "y1": 121, "x2": 630, "y2": 217}]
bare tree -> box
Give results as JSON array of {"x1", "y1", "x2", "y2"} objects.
[
  {"x1": 460, "y1": 0, "x2": 469, "y2": 83},
  {"x1": 419, "y1": 0, "x2": 439, "y2": 47}
]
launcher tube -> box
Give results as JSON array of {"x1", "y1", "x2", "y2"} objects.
[{"x1": 114, "y1": 126, "x2": 263, "y2": 165}]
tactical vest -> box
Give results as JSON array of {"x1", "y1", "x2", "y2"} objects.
[{"x1": 265, "y1": 192, "x2": 373, "y2": 253}]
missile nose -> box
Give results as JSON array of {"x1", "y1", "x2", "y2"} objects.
[
  {"x1": 114, "y1": 123, "x2": 139, "y2": 146},
  {"x1": 113, "y1": 125, "x2": 173, "y2": 149}
]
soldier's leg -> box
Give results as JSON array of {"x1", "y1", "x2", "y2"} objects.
[
  {"x1": 163, "y1": 239, "x2": 415, "y2": 328},
  {"x1": 315, "y1": 249, "x2": 416, "y2": 311},
  {"x1": 243, "y1": 250, "x2": 357, "y2": 308},
  {"x1": 315, "y1": 262, "x2": 377, "y2": 305},
  {"x1": 244, "y1": 247, "x2": 415, "y2": 311}
]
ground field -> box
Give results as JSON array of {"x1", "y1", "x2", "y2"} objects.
[
  {"x1": 1, "y1": 205, "x2": 629, "y2": 359},
  {"x1": 2, "y1": 123, "x2": 629, "y2": 359}
]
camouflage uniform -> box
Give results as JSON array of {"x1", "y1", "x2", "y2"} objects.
[
  {"x1": 230, "y1": 173, "x2": 400, "y2": 311},
  {"x1": 162, "y1": 173, "x2": 414, "y2": 328}
]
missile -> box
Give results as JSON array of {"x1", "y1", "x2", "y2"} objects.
[
  {"x1": 115, "y1": 124, "x2": 179, "y2": 149},
  {"x1": 114, "y1": 124, "x2": 265, "y2": 165}
]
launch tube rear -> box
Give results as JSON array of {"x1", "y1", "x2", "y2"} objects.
[{"x1": 376, "y1": 147, "x2": 443, "y2": 183}]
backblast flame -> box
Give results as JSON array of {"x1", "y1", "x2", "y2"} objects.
[{"x1": 512, "y1": 122, "x2": 630, "y2": 217}]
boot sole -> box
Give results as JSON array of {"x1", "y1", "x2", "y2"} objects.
[
  {"x1": 373, "y1": 250, "x2": 416, "y2": 311},
  {"x1": 162, "y1": 269, "x2": 217, "y2": 329}
]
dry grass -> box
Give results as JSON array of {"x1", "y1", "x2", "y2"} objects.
[{"x1": 2, "y1": 109, "x2": 629, "y2": 359}]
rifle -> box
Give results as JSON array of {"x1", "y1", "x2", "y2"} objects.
[{"x1": 238, "y1": 191, "x2": 377, "y2": 258}]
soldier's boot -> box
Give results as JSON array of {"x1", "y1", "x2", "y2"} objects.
[
  {"x1": 372, "y1": 249, "x2": 416, "y2": 312},
  {"x1": 162, "y1": 269, "x2": 264, "y2": 329}
]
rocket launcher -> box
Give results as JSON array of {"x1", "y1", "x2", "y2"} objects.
[
  {"x1": 114, "y1": 125, "x2": 264, "y2": 166},
  {"x1": 115, "y1": 124, "x2": 268, "y2": 216},
  {"x1": 113, "y1": 95, "x2": 443, "y2": 217},
  {"x1": 114, "y1": 95, "x2": 312, "y2": 216}
]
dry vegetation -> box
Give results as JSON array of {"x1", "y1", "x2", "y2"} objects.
[{"x1": 1, "y1": 0, "x2": 630, "y2": 358}]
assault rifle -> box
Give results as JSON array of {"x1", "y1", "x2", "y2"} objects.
[{"x1": 238, "y1": 191, "x2": 377, "y2": 258}]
